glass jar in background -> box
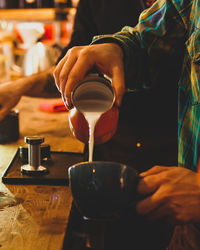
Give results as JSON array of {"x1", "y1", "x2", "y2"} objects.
[
  {"x1": 0, "y1": 0, "x2": 74, "y2": 9},
  {"x1": 37, "y1": 0, "x2": 55, "y2": 8},
  {"x1": 0, "y1": 43, "x2": 12, "y2": 83},
  {"x1": 19, "y1": 0, "x2": 39, "y2": 8},
  {"x1": 0, "y1": 22, "x2": 14, "y2": 83},
  {"x1": 71, "y1": 0, "x2": 79, "y2": 7},
  {"x1": 54, "y1": 0, "x2": 70, "y2": 9},
  {"x1": 0, "y1": 0, "x2": 19, "y2": 8},
  {"x1": 18, "y1": 0, "x2": 55, "y2": 8},
  {"x1": 54, "y1": 0, "x2": 69, "y2": 21}
]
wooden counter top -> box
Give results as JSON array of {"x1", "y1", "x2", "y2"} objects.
[
  {"x1": 0, "y1": 96, "x2": 84, "y2": 153},
  {"x1": 0, "y1": 96, "x2": 84, "y2": 250}
]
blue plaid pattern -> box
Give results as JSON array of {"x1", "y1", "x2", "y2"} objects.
[{"x1": 93, "y1": 0, "x2": 200, "y2": 171}]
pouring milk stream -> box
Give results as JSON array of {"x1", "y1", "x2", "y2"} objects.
[{"x1": 71, "y1": 74, "x2": 115, "y2": 161}]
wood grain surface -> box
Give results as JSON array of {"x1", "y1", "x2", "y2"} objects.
[
  {"x1": 0, "y1": 97, "x2": 83, "y2": 250},
  {"x1": 0, "y1": 185, "x2": 72, "y2": 250}
]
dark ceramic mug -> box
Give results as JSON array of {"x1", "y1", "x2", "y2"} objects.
[
  {"x1": 68, "y1": 161, "x2": 139, "y2": 220},
  {"x1": 0, "y1": 110, "x2": 19, "y2": 144}
]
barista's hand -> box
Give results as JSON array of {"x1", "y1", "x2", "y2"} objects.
[
  {"x1": 53, "y1": 43, "x2": 125, "y2": 108},
  {"x1": 136, "y1": 166, "x2": 200, "y2": 224},
  {"x1": 0, "y1": 81, "x2": 22, "y2": 120}
]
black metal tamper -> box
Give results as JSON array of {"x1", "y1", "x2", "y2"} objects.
[{"x1": 21, "y1": 136, "x2": 48, "y2": 175}]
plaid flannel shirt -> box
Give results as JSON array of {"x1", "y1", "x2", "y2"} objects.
[{"x1": 92, "y1": 0, "x2": 200, "y2": 171}]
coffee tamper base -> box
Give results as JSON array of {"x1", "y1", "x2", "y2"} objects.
[
  {"x1": 21, "y1": 165, "x2": 48, "y2": 175},
  {"x1": 21, "y1": 136, "x2": 48, "y2": 175}
]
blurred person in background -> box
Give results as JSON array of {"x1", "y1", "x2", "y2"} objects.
[{"x1": 0, "y1": 0, "x2": 145, "y2": 120}]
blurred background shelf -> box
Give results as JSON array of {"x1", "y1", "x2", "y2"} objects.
[
  {"x1": 0, "y1": 6, "x2": 76, "y2": 81},
  {"x1": 0, "y1": 8, "x2": 76, "y2": 21}
]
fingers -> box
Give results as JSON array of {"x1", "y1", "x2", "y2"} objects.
[
  {"x1": 136, "y1": 191, "x2": 163, "y2": 216},
  {"x1": 53, "y1": 43, "x2": 126, "y2": 108},
  {"x1": 53, "y1": 55, "x2": 68, "y2": 91},
  {"x1": 63, "y1": 49, "x2": 96, "y2": 107},
  {"x1": 0, "y1": 107, "x2": 9, "y2": 121},
  {"x1": 137, "y1": 198, "x2": 173, "y2": 224},
  {"x1": 137, "y1": 166, "x2": 177, "y2": 195},
  {"x1": 136, "y1": 183, "x2": 172, "y2": 219},
  {"x1": 53, "y1": 46, "x2": 81, "y2": 94},
  {"x1": 53, "y1": 46, "x2": 95, "y2": 108},
  {"x1": 137, "y1": 175, "x2": 160, "y2": 194},
  {"x1": 136, "y1": 188, "x2": 179, "y2": 224},
  {"x1": 139, "y1": 165, "x2": 174, "y2": 177},
  {"x1": 136, "y1": 166, "x2": 180, "y2": 222},
  {"x1": 112, "y1": 65, "x2": 125, "y2": 106}
]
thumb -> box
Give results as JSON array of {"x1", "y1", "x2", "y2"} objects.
[{"x1": 111, "y1": 66, "x2": 125, "y2": 106}]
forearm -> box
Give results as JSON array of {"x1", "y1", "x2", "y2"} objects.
[{"x1": 15, "y1": 66, "x2": 60, "y2": 98}]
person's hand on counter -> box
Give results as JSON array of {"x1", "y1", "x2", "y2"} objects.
[
  {"x1": 0, "y1": 80, "x2": 22, "y2": 120},
  {"x1": 53, "y1": 43, "x2": 125, "y2": 109},
  {"x1": 136, "y1": 166, "x2": 200, "y2": 224},
  {"x1": 0, "y1": 67, "x2": 59, "y2": 121}
]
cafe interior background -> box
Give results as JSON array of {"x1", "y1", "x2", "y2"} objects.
[{"x1": 0, "y1": 0, "x2": 79, "y2": 82}]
